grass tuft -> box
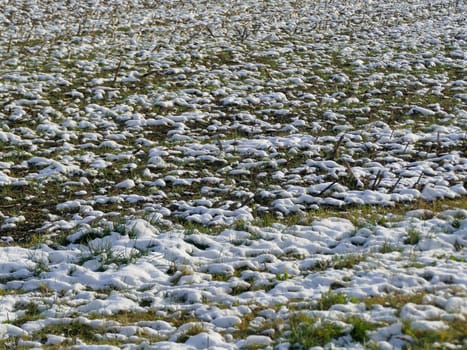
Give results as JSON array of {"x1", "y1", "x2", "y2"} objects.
[
  {"x1": 347, "y1": 316, "x2": 378, "y2": 343},
  {"x1": 9, "y1": 302, "x2": 43, "y2": 327},
  {"x1": 402, "y1": 318, "x2": 466, "y2": 349},
  {"x1": 317, "y1": 291, "x2": 349, "y2": 310},
  {"x1": 379, "y1": 241, "x2": 402, "y2": 253},
  {"x1": 332, "y1": 254, "x2": 366, "y2": 269},
  {"x1": 363, "y1": 291, "x2": 427, "y2": 312},
  {"x1": 404, "y1": 228, "x2": 421, "y2": 245},
  {"x1": 176, "y1": 323, "x2": 207, "y2": 343},
  {"x1": 288, "y1": 313, "x2": 344, "y2": 348}
]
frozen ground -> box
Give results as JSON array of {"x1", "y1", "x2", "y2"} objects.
[{"x1": 0, "y1": 0, "x2": 466, "y2": 349}]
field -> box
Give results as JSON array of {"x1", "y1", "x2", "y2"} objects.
[{"x1": 0, "y1": 0, "x2": 466, "y2": 349}]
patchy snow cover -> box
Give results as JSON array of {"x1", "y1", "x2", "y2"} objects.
[
  {"x1": 0, "y1": 212, "x2": 466, "y2": 348},
  {"x1": 0, "y1": 0, "x2": 466, "y2": 348},
  {"x1": 0, "y1": 0, "x2": 465, "y2": 233}
]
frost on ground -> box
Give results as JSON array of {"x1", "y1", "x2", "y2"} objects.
[{"x1": 0, "y1": 0, "x2": 466, "y2": 349}]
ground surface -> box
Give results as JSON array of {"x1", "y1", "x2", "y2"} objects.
[{"x1": 0, "y1": 0, "x2": 466, "y2": 349}]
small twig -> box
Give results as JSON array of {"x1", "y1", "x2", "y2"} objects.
[
  {"x1": 112, "y1": 58, "x2": 123, "y2": 86},
  {"x1": 343, "y1": 161, "x2": 359, "y2": 189},
  {"x1": 205, "y1": 25, "x2": 217, "y2": 38},
  {"x1": 413, "y1": 172, "x2": 423, "y2": 189},
  {"x1": 140, "y1": 69, "x2": 162, "y2": 79},
  {"x1": 216, "y1": 136, "x2": 224, "y2": 153},
  {"x1": 318, "y1": 181, "x2": 337, "y2": 196},
  {"x1": 403, "y1": 142, "x2": 410, "y2": 153},
  {"x1": 371, "y1": 169, "x2": 384, "y2": 190},
  {"x1": 436, "y1": 131, "x2": 442, "y2": 154},
  {"x1": 7, "y1": 35, "x2": 13, "y2": 53},
  {"x1": 331, "y1": 134, "x2": 345, "y2": 160},
  {"x1": 0, "y1": 204, "x2": 18, "y2": 209},
  {"x1": 388, "y1": 176, "x2": 402, "y2": 194}
]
